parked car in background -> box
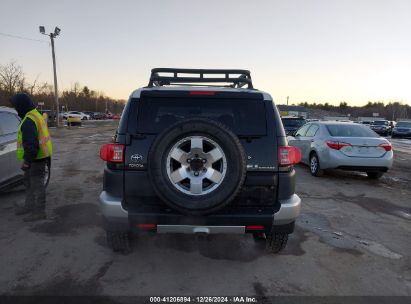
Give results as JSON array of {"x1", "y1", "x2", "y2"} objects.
[
  {"x1": 391, "y1": 121, "x2": 411, "y2": 138},
  {"x1": 111, "y1": 114, "x2": 121, "y2": 120},
  {"x1": 63, "y1": 111, "x2": 90, "y2": 120},
  {"x1": 0, "y1": 107, "x2": 22, "y2": 190},
  {"x1": 359, "y1": 121, "x2": 373, "y2": 126},
  {"x1": 93, "y1": 112, "x2": 106, "y2": 120},
  {"x1": 370, "y1": 120, "x2": 391, "y2": 136},
  {"x1": 288, "y1": 121, "x2": 393, "y2": 179},
  {"x1": 83, "y1": 111, "x2": 96, "y2": 119},
  {"x1": 281, "y1": 116, "x2": 307, "y2": 135}
]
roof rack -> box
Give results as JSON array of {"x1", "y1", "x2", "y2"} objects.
[{"x1": 148, "y1": 68, "x2": 253, "y2": 89}]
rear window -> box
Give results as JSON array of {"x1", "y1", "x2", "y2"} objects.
[
  {"x1": 282, "y1": 118, "x2": 306, "y2": 128},
  {"x1": 396, "y1": 122, "x2": 411, "y2": 128},
  {"x1": 136, "y1": 98, "x2": 267, "y2": 136},
  {"x1": 326, "y1": 124, "x2": 378, "y2": 137}
]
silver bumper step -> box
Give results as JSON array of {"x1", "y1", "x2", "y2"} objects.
[{"x1": 157, "y1": 225, "x2": 245, "y2": 234}]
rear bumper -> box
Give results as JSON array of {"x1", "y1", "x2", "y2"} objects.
[
  {"x1": 99, "y1": 192, "x2": 301, "y2": 234},
  {"x1": 320, "y1": 150, "x2": 393, "y2": 171},
  {"x1": 157, "y1": 225, "x2": 245, "y2": 234}
]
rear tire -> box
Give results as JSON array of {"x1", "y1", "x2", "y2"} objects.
[
  {"x1": 310, "y1": 153, "x2": 323, "y2": 177},
  {"x1": 366, "y1": 172, "x2": 384, "y2": 179},
  {"x1": 106, "y1": 231, "x2": 131, "y2": 253},
  {"x1": 266, "y1": 232, "x2": 288, "y2": 253}
]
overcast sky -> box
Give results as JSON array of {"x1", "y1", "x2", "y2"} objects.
[{"x1": 1, "y1": 0, "x2": 410, "y2": 105}]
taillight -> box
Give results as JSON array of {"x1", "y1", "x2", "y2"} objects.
[
  {"x1": 326, "y1": 140, "x2": 352, "y2": 150},
  {"x1": 245, "y1": 225, "x2": 265, "y2": 231},
  {"x1": 136, "y1": 223, "x2": 157, "y2": 230},
  {"x1": 189, "y1": 91, "x2": 215, "y2": 96},
  {"x1": 100, "y1": 144, "x2": 125, "y2": 163},
  {"x1": 379, "y1": 143, "x2": 392, "y2": 151},
  {"x1": 278, "y1": 146, "x2": 302, "y2": 166}
]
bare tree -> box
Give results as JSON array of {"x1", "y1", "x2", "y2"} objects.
[{"x1": 0, "y1": 61, "x2": 25, "y2": 97}]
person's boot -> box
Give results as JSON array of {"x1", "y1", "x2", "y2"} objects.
[
  {"x1": 15, "y1": 206, "x2": 32, "y2": 216},
  {"x1": 23, "y1": 211, "x2": 46, "y2": 222}
]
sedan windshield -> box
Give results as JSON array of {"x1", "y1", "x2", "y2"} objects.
[
  {"x1": 326, "y1": 124, "x2": 378, "y2": 137},
  {"x1": 396, "y1": 122, "x2": 411, "y2": 128},
  {"x1": 373, "y1": 121, "x2": 388, "y2": 125}
]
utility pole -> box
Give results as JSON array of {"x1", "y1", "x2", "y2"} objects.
[
  {"x1": 39, "y1": 26, "x2": 61, "y2": 127},
  {"x1": 286, "y1": 96, "x2": 289, "y2": 105}
]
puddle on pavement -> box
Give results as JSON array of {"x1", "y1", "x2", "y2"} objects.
[
  {"x1": 335, "y1": 193, "x2": 411, "y2": 221},
  {"x1": 298, "y1": 212, "x2": 402, "y2": 259},
  {"x1": 85, "y1": 174, "x2": 103, "y2": 184},
  {"x1": 300, "y1": 191, "x2": 411, "y2": 221},
  {"x1": 30, "y1": 203, "x2": 100, "y2": 235}
]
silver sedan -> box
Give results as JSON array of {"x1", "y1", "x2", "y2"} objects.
[{"x1": 288, "y1": 121, "x2": 393, "y2": 179}]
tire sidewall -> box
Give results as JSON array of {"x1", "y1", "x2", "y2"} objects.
[
  {"x1": 148, "y1": 119, "x2": 246, "y2": 215},
  {"x1": 310, "y1": 153, "x2": 320, "y2": 176}
]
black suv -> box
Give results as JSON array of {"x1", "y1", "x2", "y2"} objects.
[{"x1": 99, "y1": 68, "x2": 301, "y2": 253}]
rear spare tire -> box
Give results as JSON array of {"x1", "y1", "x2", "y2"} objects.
[{"x1": 148, "y1": 118, "x2": 246, "y2": 215}]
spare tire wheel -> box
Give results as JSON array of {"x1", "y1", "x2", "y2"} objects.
[{"x1": 148, "y1": 118, "x2": 246, "y2": 215}]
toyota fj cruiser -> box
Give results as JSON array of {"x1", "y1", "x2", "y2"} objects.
[{"x1": 99, "y1": 68, "x2": 301, "y2": 253}]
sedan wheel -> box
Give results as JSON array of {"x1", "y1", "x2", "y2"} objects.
[{"x1": 310, "y1": 153, "x2": 323, "y2": 177}]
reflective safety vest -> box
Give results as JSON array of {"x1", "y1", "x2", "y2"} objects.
[{"x1": 17, "y1": 109, "x2": 53, "y2": 160}]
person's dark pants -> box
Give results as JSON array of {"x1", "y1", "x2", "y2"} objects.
[{"x1": 23, "y1": 161, "x2": 46, "y2": 213}]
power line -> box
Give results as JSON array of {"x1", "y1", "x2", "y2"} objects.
[{"x1": 0, "y1": 31, "x2": 49, "y2": 44}]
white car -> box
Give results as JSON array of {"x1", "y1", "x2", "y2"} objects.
[{"x1": 63, "y1": 111, "x2": 90, "y2": 120}]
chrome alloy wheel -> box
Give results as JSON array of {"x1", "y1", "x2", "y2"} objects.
[
  {"x1": 310, "y1": 156, "x2": 318, "y2": 174},
  {"x1": 166, "y1": 136, "x2": 227, "y2": 196}
]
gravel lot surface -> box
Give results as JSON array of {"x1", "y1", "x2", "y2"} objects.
[{"x1": 0, "y1": 121, "x2": 410, "y2": 297}]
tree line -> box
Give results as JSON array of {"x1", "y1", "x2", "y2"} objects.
[
  {"x1": 0, "y1": 61, "x2": 125, "y2": 114},
  {"x1": 294, "y1": 100, "x2": 410, "y2": 120}
]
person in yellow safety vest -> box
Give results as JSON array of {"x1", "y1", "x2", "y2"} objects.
[{"x1": 10, "y1": 93, "x2": 53, "y2": 222}]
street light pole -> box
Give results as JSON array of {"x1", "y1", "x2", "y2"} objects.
[
  {"x1": 39, "y1": 26, "x2": 61, "y2": 127},
  {"x1": 50, "y1": 35, "x2": 59, "y2": 126}
]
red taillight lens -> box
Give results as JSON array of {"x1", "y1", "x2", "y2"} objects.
[
  {"x1": 245, "y1": 225, "x2": 265, "y2": 231},
  {"x1": 379, "y1": 143, "x2": 392, "y2": 151},
  {"x1": 136, "y1": 223, "x2": 157, "y2": 230},
  {"x1": 189, "y1": 91, "x2": 215, "y2": 96},
  {"x1": 278, "y1": 146, "x2": 302, "y2": 166},
  {"x1": 100, "y1": 144, "x2": 125, "y2": 163},
  {"x1": 326, "y1": 140, "x2": 352, "y2": 150}
]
